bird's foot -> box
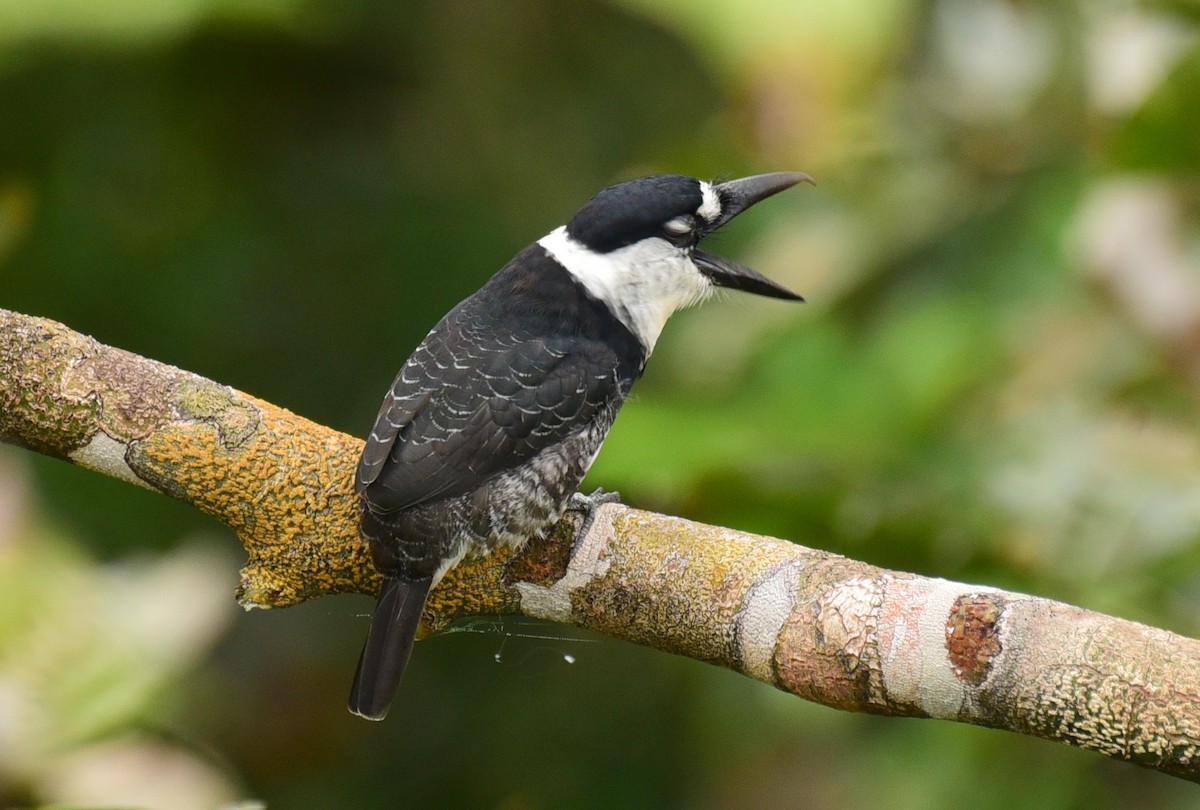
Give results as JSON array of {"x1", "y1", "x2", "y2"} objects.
[
  {"x1": 568, "y1": 487, "x2": 621, "y2": 510},
  {"x1": 566, "y1": 488, "x2": 621, "y2": 541}
]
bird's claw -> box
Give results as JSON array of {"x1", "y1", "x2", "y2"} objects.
[
  {"x1": 568, "y1": 487, "x2": 621, "y2": 510},
  {"x1": 566, "y1": 488, "x2": 621, "y2": 541}
]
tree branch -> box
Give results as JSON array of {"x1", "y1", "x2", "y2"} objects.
[{"x1": 3, "y1": 307, "x2": 1200, "y2": 781}]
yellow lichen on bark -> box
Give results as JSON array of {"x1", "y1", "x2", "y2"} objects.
[
  {"x1": 571, "y1": 510, "x2": 810, "y2": 667},
  {"x1": 131, "y1": 395, "x2": 374, "y2": 606},
  {"x1": 421, "y1": 545, "x2": 524, "y2": 634},
  {"x1": 421, "y1": 514, "x2": 582, "y2": 633}
]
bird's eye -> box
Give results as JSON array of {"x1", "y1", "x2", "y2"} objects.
[
  {"x1": 664, "y1": 216, "x2": 693, "y2": 235},
  {"x1": 662, "y1": 215, "x2": 696, "y2": 246}
]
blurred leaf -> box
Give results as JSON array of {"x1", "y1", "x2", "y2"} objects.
[
  {"x1": 1111, "y1": 45, "x2": 1200, "y2": 170},
  {"x1": 1145, "y1": 0, "x2": 1200, "y2": 23},
  {"x1": 0, "y1": 522, "x2": 235, "y2": 775},
  {"x1": 0, "y1": 0, "x2": 301, "y2": 45}
]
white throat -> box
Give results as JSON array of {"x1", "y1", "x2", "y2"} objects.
[{"x1": 538, "y1": 226, "x2": 712, "y2": 353}]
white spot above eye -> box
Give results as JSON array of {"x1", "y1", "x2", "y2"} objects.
[
  {"x1": 698, "y1": 182, "x2": 722, "y2": 222},
  {"x1": 664, "y1": 215, "x2": 692, "y2": 235}
]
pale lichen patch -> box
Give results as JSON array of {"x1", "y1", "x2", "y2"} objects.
[
  {"x1": 514, "y1": 581, "x2": 573, "y2": 622},
  {"x1": 733, "y1": 559, "x2": 801, "y2": 682},
  {"x1": 877, "y1": 577, "x2": 1000, "y2": 720},
  {"x1": 70, "y1": 431, "x2": 152, "y2": 490},
  {"x1": 175, "y1": 379, "x2": 260, "y2": 448}
]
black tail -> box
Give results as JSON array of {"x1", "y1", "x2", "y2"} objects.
[{"x1": 348, "y1": 575, "x2": 433, "y2": 721}]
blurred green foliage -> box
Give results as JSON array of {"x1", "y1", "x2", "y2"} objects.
[{"x1": 2, "y1": 0, "x2": 1200, "y2": 807}]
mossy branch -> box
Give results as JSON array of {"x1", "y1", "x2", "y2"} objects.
[{"x1": 4, "y1": 307, "x2": 1200, "y2": 781}]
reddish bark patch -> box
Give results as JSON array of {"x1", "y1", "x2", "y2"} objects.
[
  {"x1": 507, "y1": 520, "x2": 573, "y2": 587},
  {"x1": 946, "y1": 593, "x2": 1003, "y2": 685}
]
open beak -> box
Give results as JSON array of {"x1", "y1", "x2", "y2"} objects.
[{"x1": 694, "y1": 171, "x2": 812, "y2": 301}]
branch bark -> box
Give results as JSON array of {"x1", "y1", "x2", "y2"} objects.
[{"x1": 3, "y1": 307, "x2": 1200, "y2": 781}]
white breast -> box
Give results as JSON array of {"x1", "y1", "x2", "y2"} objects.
[{"x1": 538, "y1": 226, "x2": 712, "y2": 353}]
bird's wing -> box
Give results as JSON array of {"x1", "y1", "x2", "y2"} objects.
[{"x1": 356, "y1": 315, "x2": 623, "y2": 513}]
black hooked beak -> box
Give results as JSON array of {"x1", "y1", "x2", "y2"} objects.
[{"x1": 694, "y1": 171, "x2": 812, "y2": 301}]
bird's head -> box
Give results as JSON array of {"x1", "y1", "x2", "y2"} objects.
[{"x1": 538, "y1": 172, "x2": 809, "y2": 351}]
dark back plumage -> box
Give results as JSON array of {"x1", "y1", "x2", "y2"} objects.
[{"x1": 356, "y1": 245, "x2": 645, "y2": 545}]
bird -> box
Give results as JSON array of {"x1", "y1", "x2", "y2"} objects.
[{"x1": 349, "y1": 171, "x2": 810, "y2": 720}]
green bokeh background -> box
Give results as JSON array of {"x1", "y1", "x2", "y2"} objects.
[{"x1": 3, "y1": 0, "x2": 1200, "y2": 807}]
